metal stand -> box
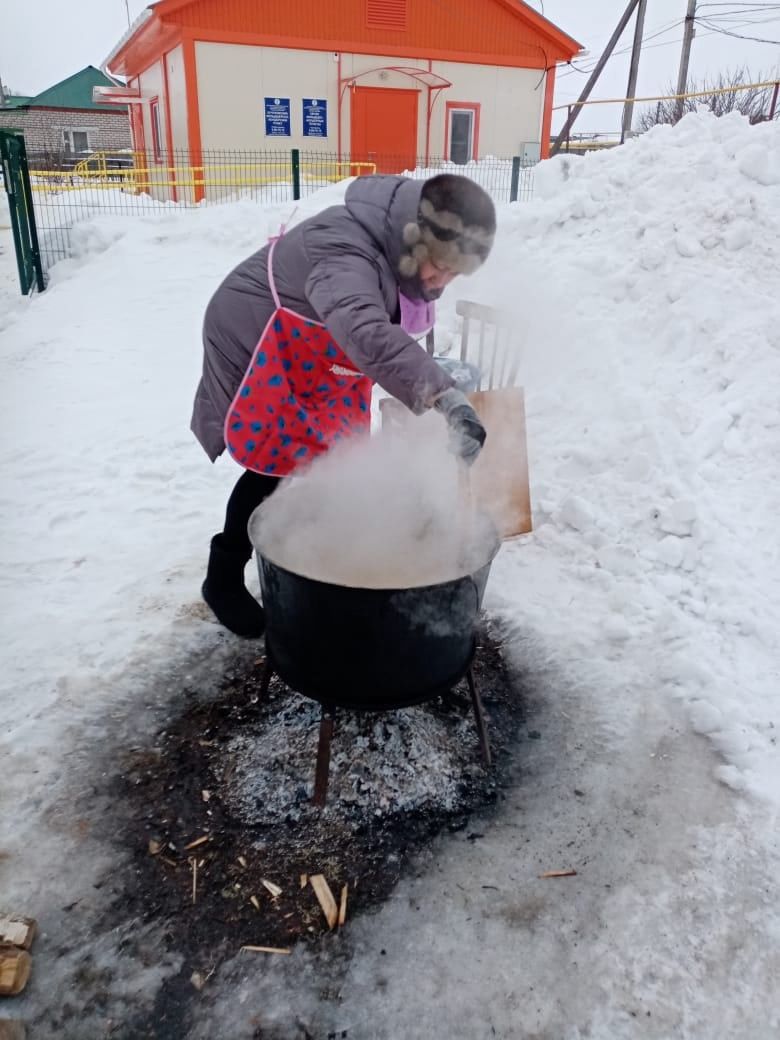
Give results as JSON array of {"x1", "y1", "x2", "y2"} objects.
[
  {"x1": 258, "y1": 657, "x2": 274, "y2": 701},
  {"x1": 466, "y1": 667, "x2": 492, "y2": 767},
  {"x1": 253, "y1": 658, "x2": 491, "y2": 809},
  {"x1": 312, "y1": 708, "x2": 335, "y2": 807}
]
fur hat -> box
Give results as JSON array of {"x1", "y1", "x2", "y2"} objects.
[{"x1": 399, "y1": 174, "x2": 496, "y2": 279}]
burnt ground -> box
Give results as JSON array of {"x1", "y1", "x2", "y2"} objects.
[{"x1": 49, "y1": 621, "x2": 529, "y2": 1039}]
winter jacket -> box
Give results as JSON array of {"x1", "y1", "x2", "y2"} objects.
[{"x1": 191, "y1": 175, "x2": 455, "y2": 462}]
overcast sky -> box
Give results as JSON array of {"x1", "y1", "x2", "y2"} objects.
[{"x1": 2, "y1": 1, "x2": 778, "y2": 133}]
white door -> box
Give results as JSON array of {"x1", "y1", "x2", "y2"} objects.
[{"x1": 449, "y1": 109, "x2": 474, "y2": 164}]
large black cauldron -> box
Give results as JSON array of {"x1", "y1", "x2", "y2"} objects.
[{"x1": 256, "y1": 539, "x2": 499, "y2": 711}]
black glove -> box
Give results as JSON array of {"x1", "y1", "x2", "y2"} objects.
[{"x1": 434, "y1": 388, "x2": 487, "y2": 466}]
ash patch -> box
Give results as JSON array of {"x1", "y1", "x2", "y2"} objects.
[
  {"x1": 222, "y1": 696, "x2": 486, "y2": 825},
  {"x1": 103, "y1": 625, "x2": 525, "y2": 1038}
]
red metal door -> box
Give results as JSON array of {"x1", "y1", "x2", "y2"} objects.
[{"x1": 350, "y1": 86, "x2": 419, "y2": 174}]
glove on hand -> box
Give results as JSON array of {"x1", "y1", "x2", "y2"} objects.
[{"x1": 434, "y1": 388, "x2": 487, "y2": 466}]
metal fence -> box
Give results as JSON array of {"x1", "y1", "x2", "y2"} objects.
[{"x1": 22, "y1": 148, "x2": 535, "y2": 277}]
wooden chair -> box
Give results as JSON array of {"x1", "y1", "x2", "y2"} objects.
[
  {"x1": 452, "y1": 299, "x2": 522, "y2": 390},
  {"x1": 381, "y1": 298, "x2": 531, "y2": 539}
]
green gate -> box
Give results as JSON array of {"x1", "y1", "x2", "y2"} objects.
[{"x1": 1, "y1": 130, "x2": 45, "y2": 294}]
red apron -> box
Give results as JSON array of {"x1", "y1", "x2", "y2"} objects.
[{"x1": 224, "y1": 235, "x2": 373, "y2": 476}]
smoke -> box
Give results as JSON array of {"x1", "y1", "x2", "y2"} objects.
[{"x1": 249, "y1": 417, "x2": 497, "y2": 589}]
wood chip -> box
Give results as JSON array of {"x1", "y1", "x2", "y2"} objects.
[
  {"x1": 240, "y1": 945, "x2": 291, "y2": 955},
  {"x1": 0, "y1": 1017, "x2": 27, "y2": 1040},
  {"x1": 300, "y1": 874, "x2": 308, "y2": 889},
  {"x1": 148, "y1": 839, "x2": 162, "y2": 856},
  {"x1": 0, "y1": 947, "x2": 32, "y2": 996},
  {"x1": 183, "y1": 835, "x2": 209, "y2": 851},
  {"x1": 191, "y1": 858, "x2": 198, "y2": 903},
  {"x1": 190, "y1": 971, "x2": 206, "y2": 991},
  {"x1": 338, "y1": 884, "x2": 348, "y2": 927},
  {"x1": 309, "y1": 874, "x2": 338, "y2": 930},
  {"x1": 238, "y1": 855, "x2": 248, "y2": 869},
  {"x1": 250, "y1": 895, "x2": 261, "y2": 911},
  {"x1": 261, "y1": 879, "x2": 282, "y2": 899},
  {"x1": 539, "y1": 869, "x2": 578, "y2": 879},
  {"x1": 0, "y1": 915, "x2": 36, "y2": 951},
  {"x1": 201, "y1": 790, "x2": 211, "y2": 802}
]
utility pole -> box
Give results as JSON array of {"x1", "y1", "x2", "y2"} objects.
[
  {"x1": 621, "y1": 0, "x2": 648, "y2": 142},
  {"x1": 550, "y1": 0, "x2": 643, "y2": 158},
  {"x1": 675, "y1": 0, "x2": 697, "y2": 122}
]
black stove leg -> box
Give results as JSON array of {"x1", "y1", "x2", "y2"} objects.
[
  {"x1": 466, "y1": 668, "x2": 492, "y2": 767},
  {"x1": 258, "y1": 656, "x2": 274, "y2": 702},
  {"x1": 312, "y1": 707, "x2": 335, "y2": 808}
]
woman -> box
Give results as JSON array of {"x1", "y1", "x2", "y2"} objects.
[{"x1": 191, "y1": 172, "x2": 496, "y2": 637}]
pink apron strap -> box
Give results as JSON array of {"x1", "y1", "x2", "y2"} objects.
[
  {"x1": 266, "y1": 207, "x2": 298, "y2": 311},
  {"x1": 267, "y1": 238, "x2": 282, "y2": 310}
]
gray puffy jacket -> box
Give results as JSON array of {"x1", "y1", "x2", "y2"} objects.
[{"x1": 191, "y1": 175, "x2": 454, "y2": 461}]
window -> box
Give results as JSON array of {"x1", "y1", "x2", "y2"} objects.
[
  {"x1": 62, "y1": 129, "x2": 92, "y2": 155},
  {"x1": 446, "y1": 103, "x2": 480, "y2": 165},
  {"x1": 366, "y1": 0, "x2": 407, "y2": 30},
  {"x1": 150, "y1": 97, "x2": 163, "y2": 162}
]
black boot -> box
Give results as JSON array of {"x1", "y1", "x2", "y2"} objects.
[{"x1": 201, "y1": 534, "x2": 265, "y2": 638}]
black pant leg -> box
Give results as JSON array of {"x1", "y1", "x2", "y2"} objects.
[{"x1": 221, "y1": 470, "x2": 280, "y2": 554}]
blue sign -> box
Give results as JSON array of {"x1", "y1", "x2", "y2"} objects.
[
  {"x1": 265, "y1": 97, "x2": 290, "y2": 137},
  {"x1": 302, "y1": 98, "x2": 328, "y2": 138}
]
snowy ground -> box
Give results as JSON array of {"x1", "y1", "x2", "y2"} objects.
[{"x1": 1, "y1": 112, "x2": 779, "y2": 1038}]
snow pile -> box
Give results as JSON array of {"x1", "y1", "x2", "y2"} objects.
[
  {"x1": 250, "y1": 421, "x2": 496, "y2": 588},
  {"x1": 464, "y1": 111, "x2": 780, "y2": 803},
  {"x1": 2, "y1": 110, "x2": 780, "y2": 1037}
]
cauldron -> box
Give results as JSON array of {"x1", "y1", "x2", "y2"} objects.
[{"x1": 255, "y1": 531, "x2": 500, "y2": 711}]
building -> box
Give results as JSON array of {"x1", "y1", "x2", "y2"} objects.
[
  {"x1": 0, "y1": 67, "x2": 131, "y2": 162},
  {"x1": 103, "y1": 0, "x2": 581, "y2": 200}
]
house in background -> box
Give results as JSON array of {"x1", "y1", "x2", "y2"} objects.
[
  {"x1": 0, "y1": 66, "x2": 131, "y2": 162},
  {"x1": 102, "y1": 0, "x2": 581, "y2": 199}
]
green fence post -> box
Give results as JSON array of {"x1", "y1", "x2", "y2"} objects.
[
  {"x1": 17, "y1": 140, "x2": 45, "y2": 292},
  {"x1": 0, "y1": 130, "x2": 45, "y2": 294},
  {"x1": 291, "y1": 148, "x2": 301, "y2": 201},
  {"x1": 510, "y1": 156, "x2": 521, "y2": 203}
]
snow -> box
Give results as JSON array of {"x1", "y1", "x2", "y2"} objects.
[{"x1": 1, "y1": 111, "x2": 779, "y2": 1036}]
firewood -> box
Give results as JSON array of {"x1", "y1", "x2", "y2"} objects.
[
  {"x1": 0, "y1": 1020, "x2": 26, "y2": 1040},
  {"x1": 0, "y1": 917, "x2": 36, "y2": 952},
  {"x1": 183, "y1": 836, "x2": 209, "y2": 851},
  {"x1": 538, "y1": 869, "x2": 577, "y2": 878},
  {"x1": 309, "y1": 875, "x2": 338, "y2": 930},
  {"x1": 0, "y1": 948, "x2": 31, "y2": 997},
  {"x1": 338, "y1": 885, "x2": 348, "y2": 927}
]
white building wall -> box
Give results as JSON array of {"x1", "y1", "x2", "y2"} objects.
[
  {"x1": 165, "y1": 46, "x2": 189, "y2": 153},
  {"x1": 195, "y1": 43, "x2": 338, "y2": 152},
  {"x1": 137, "y1": 60, "x2": 165, "y2": 157},
  {"x1": 430, "y1": 62, "x2": 544, "y2": 158},
  {"x1": 192, "y1": 42, "x2": 544, "y2": 161},
  {"x1": 136, "y1": 60, "x2": 182, "y2": 200}
]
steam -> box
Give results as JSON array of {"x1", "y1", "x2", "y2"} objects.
[{"x1": 249, "y1": 416, "x2": 497, "y2": 589}]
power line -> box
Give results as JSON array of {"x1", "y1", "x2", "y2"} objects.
[
  {"x1": 557, "y1": 19, "x2": 685, "y2": 78},
  {"x1": 696, "y1": 16, "x2": 780, "y2": 41}
]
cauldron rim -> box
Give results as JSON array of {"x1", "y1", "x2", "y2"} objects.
[{"x1": 255, "y1": 521, "x2": 502, "y2": 594}]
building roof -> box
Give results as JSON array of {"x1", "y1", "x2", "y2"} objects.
[
  {"x1": 16, "y1": 66, "x2": 127, "y2": 113},
  {"x1": 107, "y1": 0, "x2": 582, "y2": 77},
  {"x1": 0, "y1": 95, "x2": 33, "y2": 108}
]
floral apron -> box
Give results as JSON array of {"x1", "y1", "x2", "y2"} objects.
[{"x1": 224, "y1": 232, "x2": 436, "y2": 477}]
